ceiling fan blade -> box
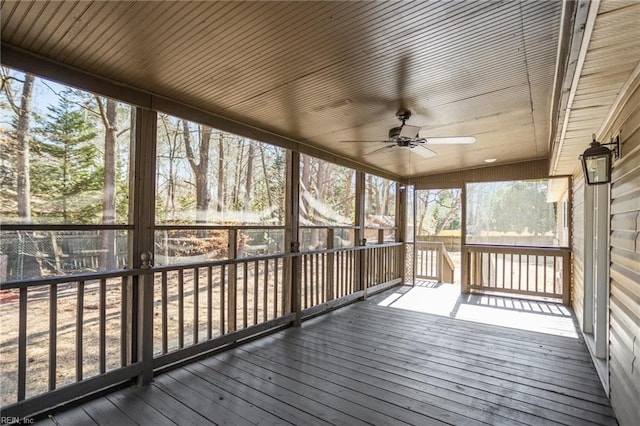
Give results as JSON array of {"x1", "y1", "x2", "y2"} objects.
[
  {"x1": 340, "y1": 140, "x2": 392, "y2": 143},
  {"x1": 363, "y1": 144, "x2": 398, "y2": 157},
  {"x1": 420, "y1": 136, "x2": 477, "y2": 145},
  {"x1": 406, "y1": 145, "x2": 437, "y2": 158},
  {"x1": 399, "y1": 124, "x2": 421, "y2": 139}
]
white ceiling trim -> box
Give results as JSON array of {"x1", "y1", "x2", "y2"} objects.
[
  {"x1": 596, "y1": 60, "x2": 640, "y2": 140},
  {"x1": 552, "y1": 0, "x2": 600, "y2": 175}
]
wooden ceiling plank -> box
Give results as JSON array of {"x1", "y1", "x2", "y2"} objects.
[
  {"x1": 28, "y1": 1, "x2": 78, "y2": 52},
  {"x1": 13, "y1": 0, "x2": 49, "y2": 49},
  {"x1": 70, "y1": 2, "x2": 142, "y2": 71},
  {"x1": 152, "y1": 2, "x2": 278, "y2": 91},
  {"x1": 0, "y1": 0, "x2": 34, "y2": 44}
]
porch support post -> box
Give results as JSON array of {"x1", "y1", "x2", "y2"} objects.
[
  {"x1": 227, "y1": 229, "x2": 238, "y2": 332},
  {"x1": 396, "y1": 182, "x2": 406, "y2": 283},
  {"x1": 461, "y1": 183, "x2": 470, "y2": 294},
  {"x1": 129, "y1": 108, "x2": 157, "y2": 386},
  {"x1": 284, "y1": 150, "x2": 301, "y2": 326},
  {"x1": 355, "y1": 171, "x2": 366, "y2": 296}
]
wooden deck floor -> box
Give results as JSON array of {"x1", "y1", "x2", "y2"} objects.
[{"x1": 37, "y1": 286, "x2": 616, "y2": 425}]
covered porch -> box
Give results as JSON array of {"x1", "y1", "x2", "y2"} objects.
[
  {"x1": 1, "y1": 0, "x2": 639, "y2": 424},
  {"x1": 37, "y1": 285, "x2": 615, "y2": 426}
]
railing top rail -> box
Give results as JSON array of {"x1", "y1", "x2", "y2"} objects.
[
  {"x1": 1, "y1": 242, "x2": 403, "y2": 289},
  {"x1": 0, "y1": 268, "x2": 145, "y2": 290},
  {"x1": 299, "y1": 225, "x2": 358, "y2": 230},
  {"x1": 0, "y1": 224, "x2": 133, "y2": 231},
  {"x1": 464, "y1": 244, "x2": 571, "y2": 255},
  {"x1": 416, "y1": 241, "x2": 446, "y2": 248},
  {"x1": 154, "y1": 224, "x2": 286, "y2": 230}
]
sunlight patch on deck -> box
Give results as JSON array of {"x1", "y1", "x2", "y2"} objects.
[{"x1": 379, "y1": 283, "x2": 579, "y2": 339}]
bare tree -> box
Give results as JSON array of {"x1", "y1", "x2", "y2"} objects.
[
  {"x1": 243, "y1": 140, "x2": 254, "y2": 216},
  {"x1": 2, "y1": 72, "x2": 36, "y2": 220},
  {"x1": 183, "y1": 121, "x2": 211, "y2": 224},
  {"x1": 96, "y1": 97, "x2": 118, "y2": 269},
  {"x1": 216, "y1": 131, "x2": 225, "y2": 213}
]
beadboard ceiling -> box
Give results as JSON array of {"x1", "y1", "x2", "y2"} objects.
[{"x1": 1, "y1": 1, "x2": 636, "y2": 178}]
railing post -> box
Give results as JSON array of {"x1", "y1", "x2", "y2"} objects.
[
  {"x1": 291, "y1": 242, "x2": 302, "y2": 326},
  {"x1": 326, "y1": 228, "x2": 335, "y2": 301},
  {"x1": 461, "y1": 246, "x2": 470, "y2": 294},
  {"x1": 360, "y1": 239, "x2": 368, "y2": 298},
  {"x1": 227, "y1": 229, "x2": 237, "y2": 332},
  {"x1": 137, "y1": 252, "x2": 154, "y2": 386}
]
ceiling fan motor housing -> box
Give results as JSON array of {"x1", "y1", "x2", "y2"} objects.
[{"x1": 389, "y1": 126, "x2": 402, "y2": 140}]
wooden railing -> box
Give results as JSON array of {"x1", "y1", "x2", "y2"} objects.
[
  {"x1": 415, "y1": 242, "x2": 455, "y2": 283},
  {"x1": 463, "y1": 245, "x2": 571, "y2": 305},
  {"x1": 0, "y1": 242, "x2": 402, "y2": 419}
]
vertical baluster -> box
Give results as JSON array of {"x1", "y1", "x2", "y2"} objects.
[
  {"x1": 495, "y1": 253, "x2": 499, "y2": 288},
  {"x1": 49, "y1": 284, "x2": 57, "y2": 391},
  {"x1": 553, "y1": 256, "x2": 558, "y2": 295},
  {"x1": 534, "y1": 254, "x2": 540, "y2": 292},
  {"x1": 207, "y1": 266, "x2": 213, "y2": 340},
  {"x1": 220, "y1": 265, "x2": 226, "y2": 335},
  {"x1": 509, "y1": 254, "x2": 514, "y2": 290},
  {"x1": 315, "y1": 253, "x2": 320, "y2": 304},
  {"x1": 99, "y1": 278, "x2": 106, "y2": 374},
  {"x1": 338, "y1": 250, "x2": 342, "y2": 296},
  {"x1": 18, "y1": 287, "x2": 27, "y2": 401},
  {"x1": 253, "y1": 260, "x2": 259, "y2": 325},
  {"x1": 338, "y1": 251, "x2": 342, "y2": 296},
  {"x1": 388, "y1": 247, "x2": 392, "y2": 281},
  {"x1": 161, "y1": 272, "x2": 168, "y2": 354},
  {"x1": 303, "y1": 254, "x2": 308, "y2": 309},
  {"x1": 76, "y1": 280, "x2": 85, "y2": 382},
  {"x1": 431, "y1": 247, "x2": 435, "y2": 277},
  {"x1": 178, "y1": 270, "x2": 184, "y2": 348},
  {"x1": 348, "y1": 249, "x2": 351, "y2": 292},
  {"x1": 526, "y1": 255, "x2": 530, "y2": 292},
  {"x1": 543, "y1": 256, "x2": 548, "y2": 294},
  {"x1": 502, "y1": 253, "x2": 507, "y2": 288},
  {"x1": 193, "y1": 268, "x2": 199, "y2": 344},
  {"x1": 263, "y1": 260, "x2": 268, "y2": 323},
  {"x1": 243, "y1": 262, "x2": 248, "y2": 329},
  {"x1": 120, "y1": 276, "x2": 128, "y2": 367},
  {"x1": 348, "y1": 249, "x2": 352, "y2": 292},
  {"x1": 309, "y1": 254, "x2": 315, "y2": 307},
  {"x1": 516, "y1": 254, "x2": 521, "y2": 291},
  {"x1": 273, "y1": 258, "x2": 278, "y2": 318}
]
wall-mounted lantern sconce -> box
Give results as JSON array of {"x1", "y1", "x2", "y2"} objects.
[{"x1": 580, "y1": 133, "x2": 620, "y2": 185}]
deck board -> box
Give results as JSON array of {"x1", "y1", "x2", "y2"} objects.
[{"x1": 39, "y1": 286, "x2": 617, "y2": 425}]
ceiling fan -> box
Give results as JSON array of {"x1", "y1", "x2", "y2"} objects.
[{"x1": 343, "y1": 109, "x2": 476, "y2": 158}]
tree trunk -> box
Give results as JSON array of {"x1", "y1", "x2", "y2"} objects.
[
  {"x1": 233, "y1": 140, "x2": 245, "y2": 208},
  {"x1": 243, "y1": 141, "x2": 254, "y2": 217},
  {"x1": 259, "y1": 144, "x2": 273, "y2": 210},
  {"x1": 343, "y1": 169, "x2": 354, "y2": 221},
  {"x1": 183, "y1": 121, "x2": 211, "y2": 226},
  {"x1": 217, "y1": 132, "x2": 225, "y2": 213},
  {"x1": 98, "y1": 97, "x2": 118, "y2": 270},
  {"x1": 16, "y1": 74, "x2": 34, "y2": 221}
]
